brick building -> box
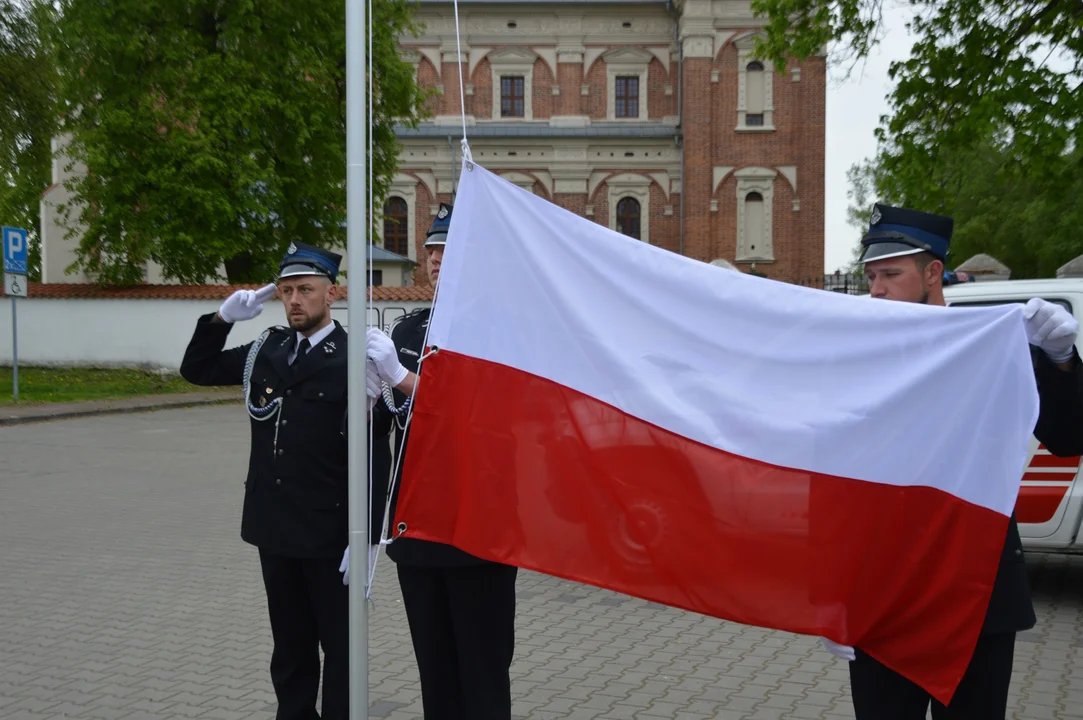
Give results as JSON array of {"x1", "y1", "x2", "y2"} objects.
[
  {"x1": 385, "y1": 0, "x2": 825, "y2": 285},
  {"x1": 38, "y1": 0, "x2": 824, "y2": 287}
]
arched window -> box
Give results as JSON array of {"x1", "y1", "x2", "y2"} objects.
[
  {"x1": 382, "y1": 197, "x2": 408, "y2": 256},
  {"x1": 745, "y1": 61, "x2": 765, "y2": 126},
  {"x1": 743, "y1": 192, "x2": 764, "y2": 254},
  {"x1": 616, "y1": 197, "x2": 641, "y2": 240}
]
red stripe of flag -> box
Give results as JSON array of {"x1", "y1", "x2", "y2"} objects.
[{"x1": 398, "y1": 351, "x2": 1007, "y2": 706}]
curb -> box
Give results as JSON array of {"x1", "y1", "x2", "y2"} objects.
[{"x1": 0, "y1": 396, "x2": 242, "y2": 427}]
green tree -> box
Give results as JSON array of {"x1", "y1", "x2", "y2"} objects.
[
  {"x1": 844, "y1": 143, "x2": 1083, "y2": 278},
  {"x1": 0, "y1": 0, "x2": 58, "y2": 281},
  {"x1": 54, "y1": 0, "x2": 429, "y2": 285},
  {"x1": 752, "y1": 0, "x2": 1082, "y2": 173},
  {"x1": 757, "y1": 0, "x2": 1083, "y2": 279}
]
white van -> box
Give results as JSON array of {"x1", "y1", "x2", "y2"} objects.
[{"x1": 944, "y1": 278, "x2": 1083, "y2": 551}]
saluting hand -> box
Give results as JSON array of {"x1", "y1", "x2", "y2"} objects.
[
  {"x1": 366, "y1": 328, "x2": 408, "y2": 387},
  {"x1": 1023, "y1": 298, "x2": 1078, "y2": 364},
  {"x1": 217, "y1": 283, "x2": 278, "y2": 324}
]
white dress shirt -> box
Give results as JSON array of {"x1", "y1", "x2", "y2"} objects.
[{"x1": 288, "y1": 322, "x2": 336, "y2": 365}]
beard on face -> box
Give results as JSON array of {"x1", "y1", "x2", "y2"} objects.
[{"x1": 288, "y1": 307, "x2": 327, "y2": 333}]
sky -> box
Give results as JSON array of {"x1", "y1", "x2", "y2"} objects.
[{"x1": 821, "y1": 5, "x2": 915, "y2": 272}]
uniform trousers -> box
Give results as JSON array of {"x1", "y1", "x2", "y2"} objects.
[
  {"x1": 849, "y1": 632, "x2": 1016, "y2": 719},
  {"x1": 396, "y1": 562, "x2": 518, "y2": 720},
  {"x1": 259, "y1": 550, "x2": 349, "y2": 720}
]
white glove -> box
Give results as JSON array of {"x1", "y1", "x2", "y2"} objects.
[
  {"x1": 1024, "y1": 298, "x2": 1078, "y2": 363},
  {"x1": 821, "y1": 637, "x2": 856, "y2": 662},
  {"x1": 366, "y1": 327, "x2": 408, "y2": 387},
  {"x1": 218, "y1": 284, "x2": 277, "y2": 323},
  {"x1": 366, "y1": 359, "x2": 381, "y2": 411},
  {"x1": 339, "y1": 544, "x2": 380, "y2": 585}
]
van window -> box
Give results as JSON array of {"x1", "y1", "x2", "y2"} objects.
[{"x1": 949, "y1": 298, "x2": 1072, "y2": 313}]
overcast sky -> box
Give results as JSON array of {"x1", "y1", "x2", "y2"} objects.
[{"x1": 822, "y1": 6, "x2": 915, "y2": 272}]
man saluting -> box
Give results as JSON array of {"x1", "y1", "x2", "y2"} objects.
[{"x1": 181, "y1": 242, "x2": 379, "y2": 720}]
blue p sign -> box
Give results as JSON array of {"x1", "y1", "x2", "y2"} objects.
[{"x1": 2, "y1": 226, "x2": 28, "y2": 274}]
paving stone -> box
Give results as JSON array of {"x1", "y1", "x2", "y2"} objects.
[{"x1": 3, "y1": 405, "x2": 1082, "y2": 720}]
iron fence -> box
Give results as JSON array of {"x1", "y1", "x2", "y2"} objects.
[{"x1": 796, "y1": 273, "x2": 869, "y2": 296}]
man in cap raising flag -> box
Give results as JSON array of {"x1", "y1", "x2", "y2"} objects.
[
  {"x1": 366, "y1": 203, "x2": 520, "y2": 720},
  {"x1": 820, "y1": 204, "x2": 1083, "y2": 719}
]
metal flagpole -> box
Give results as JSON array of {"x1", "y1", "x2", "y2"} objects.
[{"x1": 345, "y1": 0, "x2": 369, "y2": 717}]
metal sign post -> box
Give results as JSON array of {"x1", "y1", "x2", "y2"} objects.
[{"x1": 2, "y1": 227, "x2": 28, "y2": 403}]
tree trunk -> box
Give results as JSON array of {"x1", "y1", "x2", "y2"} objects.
[{"x1": 223, "y1": 251, "x2": 262, "y2": 284}]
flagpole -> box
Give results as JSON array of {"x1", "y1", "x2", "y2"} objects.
[{"x1": 345, "y1": 0, "x2": 369, "y2": 717}]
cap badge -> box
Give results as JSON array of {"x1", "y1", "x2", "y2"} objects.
[
  {"x1": 870, "y1": 206, "x2": 882, "y2": 225},
  {"x1": 437, "y1": 206, "x2": 449, "y2": 219},
  {"x1": 287, "y1": 241, "x2": 297, "y2": 254}
]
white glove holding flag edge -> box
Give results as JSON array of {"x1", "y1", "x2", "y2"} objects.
[
  {"x1": 366, "y1": 327, "x2": 408, "y2": 387},
  {"x1": 1023, "y1": 297, "x2": 1078, "y2": 364},
  {"x1": 820, "y1": 637, "x2": 856, "y2": 662},
  {"x1": 218, "y1": 283, "x2": 278, "y2": 324}
]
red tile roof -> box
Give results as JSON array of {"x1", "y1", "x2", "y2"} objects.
[{"x1": 24, "y1": 282, "x2": 434, "y2": 302}]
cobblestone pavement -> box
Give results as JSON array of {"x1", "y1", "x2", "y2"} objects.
[{"x1": 2, "y1": 405, "x2": 1082, "y2": 719}]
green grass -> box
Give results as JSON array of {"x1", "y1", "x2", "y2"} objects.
[{"x1": 0, "y1": 366, "x2": 199, "y2": 405}]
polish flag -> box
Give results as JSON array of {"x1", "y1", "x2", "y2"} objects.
[{"x1": 394, "y1": 161, "x2": 1039, "y2": 703}]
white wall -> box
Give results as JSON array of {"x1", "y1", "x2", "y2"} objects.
[{"x1": 0, "y1": 298, "x2": 430, "y2": 370}]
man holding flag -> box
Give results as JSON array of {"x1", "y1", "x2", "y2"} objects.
[
  {"x1": 822, "y1": 203, "x2": 1083, "y2": 719},
  {"x1": 367, "y1": 204, "x2": 519, "y2": 720}
]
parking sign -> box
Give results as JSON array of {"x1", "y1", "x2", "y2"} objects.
[{"x1": 3, "y1": 226, "x2": 28, "y2": 274}]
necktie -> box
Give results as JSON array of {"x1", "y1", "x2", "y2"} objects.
[{"x1": 293, "y1": 338, "x2": 310, "y2": 366}]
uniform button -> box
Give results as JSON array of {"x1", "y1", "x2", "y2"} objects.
[
  {"x1": 1015, "y1": 549, "x2": 1022, "y2": 556},
  {"x1": 276, "y1": 478, "x2": 282, "y2": 486},
  {"x1": 277, "y1": 449, "x2": 284, "y2": 456},
  {"x1": 318, "y1": 392, "x2": 324, "y2": 398},
  {"x1": 280, "y1": 419, "x2": 287, "y2": 426},
  {"x1": 286, "y1": 389, "x2": 292, "y2": 396}
]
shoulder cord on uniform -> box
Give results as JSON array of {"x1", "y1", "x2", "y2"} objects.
[
  {"x1": 244, "y1": 329, "x2": 286, "y2": 459},
  {"x1": 244, "y1": 330, "x2": 282, "y2": 421},
  {"x1": 377, "y1": 316, "x2": 423, "y2": 428},
  {"x1": 380, "y1": 382, "x2": 411, "y2": 430}
]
